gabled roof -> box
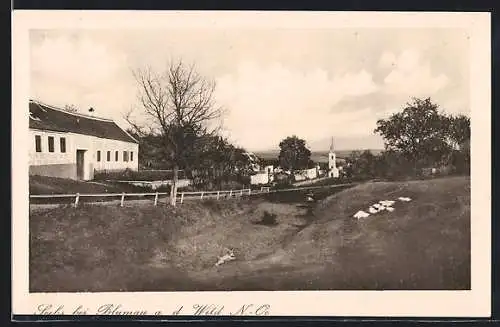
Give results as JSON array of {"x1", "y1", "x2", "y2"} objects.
[{"x1": 29, "y1": 100, "x2": 138, "y2": 144}]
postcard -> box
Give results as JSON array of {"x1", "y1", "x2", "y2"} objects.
[{"x1": 12, "y1": 10, "x2": 491, "y2": 318}]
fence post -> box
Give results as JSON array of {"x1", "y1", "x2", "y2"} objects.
[
  {"x1": 154, "y1": 192, "x2": 158, "y2": 206},
  {"x1": 240, "y1": 189, "x2": 243, "y2": 196},
  {"x1": 200, "y1": 192, "x2": 204, "y2": 200},
  {"x1": 180, "y1": 192, "x2": 184, "y2": 204},
  {"x1": 217, "y1": 191, "x2": 220, "y2": 200},
  {"x1": 248, "y1": 189, "x2": 251, "y2": 195},
  {"x1": 74, "y1": 193, "x2": 80, "y2": 208},
  {"x1": 120, "y1": 192, "x2": 125, "y2": 207},
  {"x1": 229, "y1": 190, "x2": 233, "y2": 198}
]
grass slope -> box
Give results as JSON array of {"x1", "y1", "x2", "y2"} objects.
[
  {"x1": 30, "y1": 176, "x2": 470, "y2": 292},
  {"x1": 30, "y1": 175, "x2": 149, "y2": 195},
  {"x1": 226, "y1": 176, "x2": 470, "y2": 290}
]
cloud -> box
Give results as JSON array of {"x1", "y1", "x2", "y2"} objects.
[
  {"x1": 332, "y1": 92, "x2": 405, "y2": 115},
  {"x1": 328, "y1": 48, "x2": 458, "y2": 139},
  {"x1": 215, "y1": 61, "x2": 378, "y2": 150},
  {"x1": 29, "y1": 29, "x2": 468, "y2": 151},
  {"x1": 379, "y1": 51, "x2": 396, "y2": 68},
  {"x1": 30, "y1": 34, "x2": 134, "y2": 120},
  {"x1": 31, "y1": 35, "x2": 127, "y2": 88},
  {"x1": 382, "y1": 49, "x2": 449, "y2": 97}
]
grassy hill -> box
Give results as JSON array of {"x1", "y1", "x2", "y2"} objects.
[{"x1": 30, "y1": 176, "x2": 470, "y2": 292}]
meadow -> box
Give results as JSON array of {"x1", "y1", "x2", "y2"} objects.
[{"x1": 30, "y1": 176, "x2": 470, "y2": 292}]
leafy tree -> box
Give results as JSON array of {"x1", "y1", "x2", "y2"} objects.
[
  {"x1": 126, "y1": 60, "x2": 222, "y2": 206},
  {"x1": 343, "y1": 151, "x2": 360, "y2": 179},
  {"x1": 130, "y1": 129, "x2": 253, "y2": 190},
  {"x1": 346, "y1": 150, "x2": 379, "y2": 180},
  {"x1": 374, "y1": 97, "x2": 470, "y2": 177},
  {"x1": 447, "y1": 114, "x2": 470, "y2": 151},
  {"x1": 126, "y1": 130, "x2": 169, "y2": 169},
  {"x1": 377, "y1": 150, "x2": 414, "y2": 180},
  {"x1": 187, "y1": 135, "x2": 251, "y2": 188},
  {"x1": 374, "y1": 97, "x2": 452, "y2": 171},
  {"x1": 278, "y1": 135, "x2": 312, "y2": 171},
  {"x1": 447, "y1": 114, "x2": 470, "y2": 174}
]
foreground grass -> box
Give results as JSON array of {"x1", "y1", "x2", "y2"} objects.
[
  {"x1": 216, "y1": 176, "x2": 471, "y2": 290},
  {"x1": 30, "y1": 198, "x2": 313, "y2": 292},
  {"x1": 30, "y1": 176, "x2": 470, "y2": 291}
]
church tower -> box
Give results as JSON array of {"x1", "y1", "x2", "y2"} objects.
[{"x1": 328, "y1": 137, "x2": 339, "y2": 178}]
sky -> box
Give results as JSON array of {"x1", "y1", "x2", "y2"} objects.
[{"x1": 30, "y1": 28, "x2": 470, "y2": 151}]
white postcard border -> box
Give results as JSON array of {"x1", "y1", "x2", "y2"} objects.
[{"x1": 12, "y1": 10, "x2": 491, "y2": 317}]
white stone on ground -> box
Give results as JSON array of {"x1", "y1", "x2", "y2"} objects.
[
  {"x1": 372, "y1": 203, "x2": 387, "y2": 210},
  {"x1": 215, "y1": 249, "x2": 236, "y2": 267},
  {"x1": 354, "y1": 198, "x2": 402, "y2": 220},
  {"x1": 353, "y1": 210, "x2": 370, "y2": 219}
]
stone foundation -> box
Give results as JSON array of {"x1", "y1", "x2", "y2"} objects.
[{"x1": 29, "y1": 164, "x2": 77, "y2": 180}]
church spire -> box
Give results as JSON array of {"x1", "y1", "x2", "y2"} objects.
[{"x1": 329, "y1": 137, "x2": 335, "y2": 153}]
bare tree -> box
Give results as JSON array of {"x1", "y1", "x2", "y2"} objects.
[{"x1": 126, "y1": 60, "x2": 222, "y2": 206}]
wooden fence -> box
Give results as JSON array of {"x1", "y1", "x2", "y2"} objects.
[{"x1": 29, "y1": 183, "x2": 354, "y2": 208}]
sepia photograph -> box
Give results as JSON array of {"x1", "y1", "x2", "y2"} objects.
[{"x1": 12, "y1": 11, "x2": 491, "y2": 317}]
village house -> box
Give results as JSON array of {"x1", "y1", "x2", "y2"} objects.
[
  {"x1": 294, "y1": 166, "x2": 320, "y2": 181},
  {"x1": 29, "y1": 100, "x2": 139, "y2": 181},
  {"x1": 243, "y1": 138, "x2": 344, "y2": 186},
  {"x1": 250, "y1": 164, "x2": 275, "y2": 185},
  {"x1": 293, "y1": 137, "x2": 341, "y2": 181}
]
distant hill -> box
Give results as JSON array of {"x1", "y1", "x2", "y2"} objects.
[
  {"x1": 254, "y1": 149, "x2": 383, "y2": 163},
  {"x1": 307, "y1": 135, "x2": 385, "y2": 152}
]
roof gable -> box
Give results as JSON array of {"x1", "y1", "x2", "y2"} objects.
[{"x1": 29, "y1": 101, "x2": 138, "y2": 144}]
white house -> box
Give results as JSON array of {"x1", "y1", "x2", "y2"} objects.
[
  {"x1": 29, "y1": 100, "x2": 139, "y2": 181},
  {"x1": 250, "y1": 164, "x2": 276, "y2": 185},
  {"x1": 250, "y1": 172, "x2": 269, "y2": 185},
  {"x1": 304, "y1": 167, "x2": 318, "y2": 179},
  {"x1": 294, "y1": 167, "x2": 318, "y2": 181}
]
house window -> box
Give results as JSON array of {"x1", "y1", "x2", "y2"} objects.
[
  {"x1": 35, "y1": 135, "x2": 42, "y2": 152},
  {"x1": 115, "y1": 151, "x2": 119, "y2": 161},
  {"x1": 60, "y1": 137, "x2": 66, "y2": 153},
  {"x1": 130, "y1": 151, "x2": 134, "y2": 161},
  {"x1": 107, "y1": 151, "x2": 111, "y2": 161},
  {"x1": 48, "y1": 136, "x2": 54, "y2": 152},
  {"x1": 97, "y1": 150, "x2": 101, "y2": 162},
  {"x1": 123, "y1": 151, "x2": 128, "y2": 162}
]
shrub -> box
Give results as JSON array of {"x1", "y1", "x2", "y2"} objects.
[
  {"x1": 94, "y1": 169, "x2": 186, "y2": 181},
  {"x1": 257, "y1": 210, "x2": 278, "y2": 226},
  {"x1": 201, "y1": 198, "x2": 219, "y2": 209}
]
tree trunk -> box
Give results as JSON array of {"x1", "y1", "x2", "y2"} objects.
[{"x1": 170, "y1": 165, "x2": 179, "y2": 206}]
